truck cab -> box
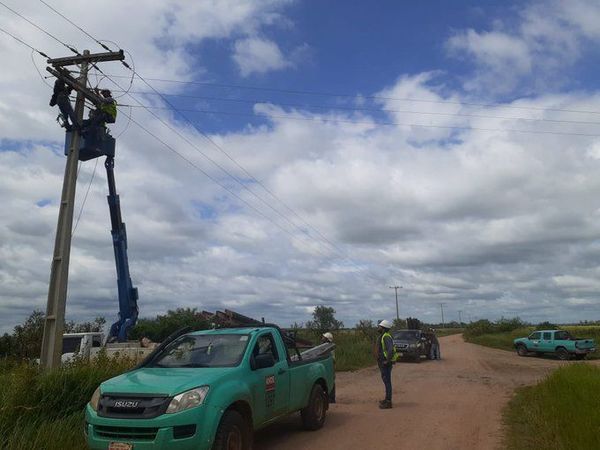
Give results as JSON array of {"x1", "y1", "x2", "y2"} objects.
[
  {"x1": 61, "y1": 332, "x2": 104, "y2": 363},
  {"x1": 85, "y1": 326, "x2": 335, "y2": 450},
  {"x1": 513, "y1": 330, "x2": 596, "y2": 360}
]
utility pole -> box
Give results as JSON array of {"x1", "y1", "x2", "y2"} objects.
[
  {"x1": 458, "y1": 310, "x2": 463, "y2": 326},
  {"x1": 40, "y1": 49, "x2": 124, "y2": 369},
  {"x1": 389, "y1": 285, "x2": 402, "y2": 322},
  {"x1": 440, "y1": 303, "x2": 446, "y2": 329}
]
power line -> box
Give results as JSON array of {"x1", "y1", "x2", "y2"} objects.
[
  {"x1": 119, "y1": 104, "x2": 600, "y2": 138},
  {"x1": 33, "y1": 0, "x2": 348, "y2": 258},
  {"x1": 0, "y1": 25, "x2": 49, "y2": 57},
  {"x1": 0, "y1": 0, "x2": 79, "y2": 55},
  {"x1": 112, "y1": 89, "x2": 600, "y2": 126},
  {"x1": 38, "y1": 0, "x2": 111, "y2": 51},
  {"x1": 7, "y1": 6, "x2": 390, "y2": 286},
  {"x1": 117, "y1": 107, "x2": 336, "y2": 260},
  {"x1": 93, "y1": 72, "x2": 600, "y2": 116},
  {"x1": 1, "y1": 8, "x2": 361, "y2": 276},
  {"x1": 72, "y1": 158, "x2": 99, "y2": 236}
]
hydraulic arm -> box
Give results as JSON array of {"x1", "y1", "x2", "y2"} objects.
[{"x1": 105, "y1": 155, "x2": 139, "y2": 342}]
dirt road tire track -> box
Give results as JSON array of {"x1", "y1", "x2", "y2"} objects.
[{"x1": 254, "y1": 334, "x2": 593, "y2": 450}]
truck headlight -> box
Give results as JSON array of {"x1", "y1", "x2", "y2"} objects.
[
  {"x1": 166, "y1": 386, "x2": 209, "y2": 414},
  {"x1": 409, "y1": 344, "x2": 417, "y2": 348},
  {"x1": 89, "y1": 387, "x2": 101, "y2": 411}
]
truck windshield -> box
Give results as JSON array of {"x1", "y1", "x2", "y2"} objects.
[
  {"x1": 62, "y1": 336, "x2": 83, "y2": 354},
  {"x1": 148, "y1": 334, "x2": 249, "y2": 368},
  {"x1": 393, "y1": 331, "x2": 420, "y2": 340}
]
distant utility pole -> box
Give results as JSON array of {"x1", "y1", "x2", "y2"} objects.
[
  {"x1": 389, "y1": 285, "x2": 402, "y2": 322},
  {"x1": 440, "y1": 303, "x2": 446, "y2": 329},
  {"x1": 40, "y1": 49, "x2": 124, "y2": 370},
  {"x1": 458, "y1": 310, "x2": 463, "y2": 325}
]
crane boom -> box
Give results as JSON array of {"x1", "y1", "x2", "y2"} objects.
[{"x1": 105, "y1": 155, "x2": 139, "y2": 342}]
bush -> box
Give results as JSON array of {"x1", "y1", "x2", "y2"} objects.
[
  {"x1": 535, "y1": 321, "x2": 558, "y2": 330},
  {"x1": 464, "y1": 318, "x2": 528, "y2": 338},
  {"x1": 129, "y1": 307, "x2": 209, "y2": 342}
]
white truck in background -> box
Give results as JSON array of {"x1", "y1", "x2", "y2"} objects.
[{"x1": 59, "y1": 332, "x2": 152, "y2": 363}]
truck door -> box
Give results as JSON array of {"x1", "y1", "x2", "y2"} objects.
[
  {"x1": 528, "y1": 332, "x2": 542, "y2": 352},
  {"x1": 539, "y1": 332, "x2": 554, "y2": 352},
  {"x1": 251, "y1": 332, "x2": 290, "y2": 421}
]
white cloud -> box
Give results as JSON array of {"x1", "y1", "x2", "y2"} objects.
[
  {"x1": 445, "y1": 0, "x2": 600, "y2": 95},
  {"x1": 233, "y1": 37, "x2": 292, "y2": 76},
  {"x1": 2, "y1": 1, "x2": 600, "y2": 335}
]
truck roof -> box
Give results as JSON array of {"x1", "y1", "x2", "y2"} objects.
[
  {"x1": 188, "y1": 326, "x2": 274, "y2": 336},
  {"x1": 63, "y1": 332, "x2": 104, "y2": 337},
  {"x1": 534, "y1": 329, "x2": 563, "y2": 333}
]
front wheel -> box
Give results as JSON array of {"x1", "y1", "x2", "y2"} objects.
[
  {"x1": 556, "y1": 347, "x2": 570, "y2": 361},
  {"x1": 301, "y1": 384, "x2": 328, "y2": 431},
  {"x1": 516, "y1": 345, "x2": 528, "y2": 357},
  {"x1": 212, "y1": 410, "x2": 251, "y2": 450}
]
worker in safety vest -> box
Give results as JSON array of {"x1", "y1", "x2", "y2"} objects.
[
  {"x1": 82, "y1": 89, "x2": 117, "y2": 143},
  {"x1": 88, "y1": 89, "x2": 117, "y2": 126},
  {"x1": 377, "y1": 320, "x2": 395, "y2": 409}
]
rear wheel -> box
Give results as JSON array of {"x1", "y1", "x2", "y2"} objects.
[
  {"x1": 556, "y1": 347, "x2": 570, "y2": 361},
  {"x1": 516, "y1": 345, "x2": 528, "y2": 357},
  {"x1": 301, "y1": 384, "x2": 328, "y2": 431},
  {"x1": 212, "y1": 410, "x2": 251, "y2": 450}
]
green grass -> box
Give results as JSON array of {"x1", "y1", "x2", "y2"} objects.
[
  {"x1": 505, "y1": 364, "x2": 600, "y2": 450},
  {"x1": 0, "y1": 354, "x2": 135, "y2": 450},
  {"x1": 464, "y1": 326, "x2": 600, "y2": 359},
  {"x1": 333, "y1": 332, "x2": 375, "y2": 371}
]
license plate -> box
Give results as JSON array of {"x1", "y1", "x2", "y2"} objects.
[
  {"x1": 109, "y1": 443, "x2": 133, "y2": 450},
  {"x1": 398, "y1": 353, "x2": 403, "y2": 357}
]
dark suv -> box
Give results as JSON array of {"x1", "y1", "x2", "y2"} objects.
[{"x1": 392, "y1": 330, "x2": 431, "y2": 362}]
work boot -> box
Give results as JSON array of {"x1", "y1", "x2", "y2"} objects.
[{"x1": 379, "y1": 400, "x2": 392, "y2": 409}]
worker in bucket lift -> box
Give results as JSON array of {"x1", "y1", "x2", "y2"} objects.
[
  {"x1": 49, "y1": 78, "x2": 79, "y2": 131},
  {"x1": 377, "y1": 320, "x2": 395, "y2": 409},
  {"x1": 82, "y1": 89, "x2": 117, "y2": 141}
]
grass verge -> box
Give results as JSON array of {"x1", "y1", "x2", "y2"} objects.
[
  {"x1": 504, "y1": 364, "x2": 600, "y2": 450},
  {"x1": 0, "y1": 353, "x2": 135, "y2": 450}
]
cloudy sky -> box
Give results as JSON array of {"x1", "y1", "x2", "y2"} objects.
[{"x1": 1, "y1": 0, "x2": 600, "y2": 334}]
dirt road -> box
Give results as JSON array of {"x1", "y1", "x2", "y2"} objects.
[{"x1": 254, "y1": 334, "x2": 576, "y2": 450}]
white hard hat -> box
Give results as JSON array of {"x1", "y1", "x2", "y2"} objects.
[
  {"x1": 322, "y1": 332, "x2": 333, "y2": 342},
  {"x1": 378, "y1": 320, "x2": 392, "y2": 329}
]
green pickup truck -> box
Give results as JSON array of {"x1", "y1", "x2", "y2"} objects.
[
  {"x1": 85, "y1": 326, "x2": 335, "y2": 450},
  {"x1": 513, "y1": 329, "x2": 596, "y2": 360}
]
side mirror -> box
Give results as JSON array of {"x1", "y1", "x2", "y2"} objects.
[{"x1": 252, "y1": 353, "x2": 275, "y2": 370}]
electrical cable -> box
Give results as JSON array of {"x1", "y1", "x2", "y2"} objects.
[
  {"x1": 38, "y1": 0, "x2": 112, "y2": 51},
  {"x1": 0, "y1": 1, "x2": 79, "y2": 54},
  {"x1": 0, "y1": 25, "x2": 50, "y2": 57},
  {"x1": 31, "y1": 49, "x2": 53, "y2": 87},
  {"x1": 95, "y1": 73, "x2": 600, "y2": 116},
  {"x1": 118, "y1": 104, "x2": 600, "y2": 138},
  {"x1": 5, "y1": 8, "x2": 388, "y2": 286},
  {"x1": 72, "y1": 158, "x2": 99, "y2": 236},
  {"x1": 114, "y1": 90, "x2": 600, "y2": 127},
  {"x1": 29, "y1": 2, "x2": 597, "y2": 287},
  {"x1": 117, "y1": 107, "x2": 337, "y2": 259}
]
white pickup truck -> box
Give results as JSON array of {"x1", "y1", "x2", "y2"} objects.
[{"x1": 59, "y1": 332, "x2": 153, "y2": 363}]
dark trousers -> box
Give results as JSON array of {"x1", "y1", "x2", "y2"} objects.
[
  {"x1": 379, "y1": 363, "x2": 392, "y2": 401},
  {"x1": 56, "y1": 92, "x2": 77, "y2": 126}
]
